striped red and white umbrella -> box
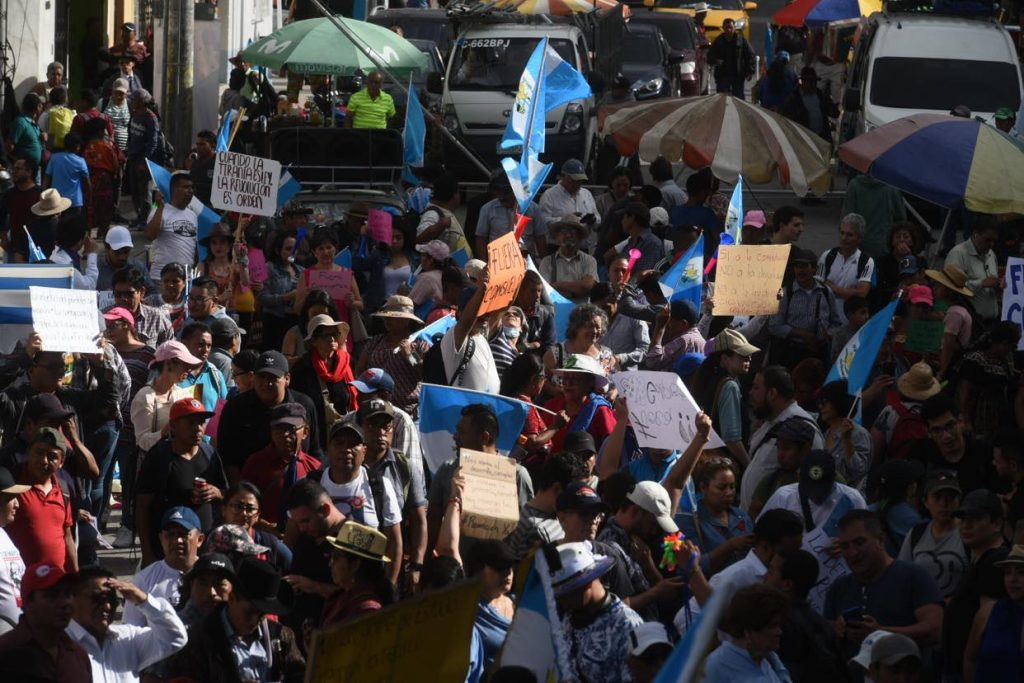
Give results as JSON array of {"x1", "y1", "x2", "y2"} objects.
[{"x1": 601, "y1": 94, "x2": 832, "y2": 196}]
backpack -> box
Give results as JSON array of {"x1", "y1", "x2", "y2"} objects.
[
  {"x1": 48, "y1": 105, "x2": 74, "y2": 150},
  {"x1": 887, "y1": 397, "x2": 927, "y2": 461},
  {"x1": 157, "y1": 129, "x2": 175, "y2": 166},
  {"x1": 822, "y1": 247, "x2": 875, "y2": 287}
]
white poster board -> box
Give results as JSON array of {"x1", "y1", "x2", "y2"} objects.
[
  {"x1": 804, "y1": 527, "x2": 851, "y2": 613},
  {"x1": 1002, "y1": 257, "x2": 1024, "y2": 350},
  {"x1": 610, "y1": 370, "x2": 725, "y2": 450},
  {"x1": 211, "y1": 151, "x2": 281, "y2": 217},
  {"x1": 29, "y1": 286, "x2": 101, "y2": 354}
]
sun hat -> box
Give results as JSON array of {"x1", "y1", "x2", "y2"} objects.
[
  {"x1": 851, "y1": 630, "x2": 895, "y2": 670},
  {"x1": 0, "y1": 466, "x2": 29, "y2": 496},
  {"x1": 629, "y1": 622, "x2": 673, "y2": 657},
  {"x1": 205, "y1": 524, "x2": 271, "y2": 556},
  {"x1": 627, "y1": 481, "x2": 678, "y2": 533},
  {"x1": 870, "y1": 633, "x2": 921, "y2": 666},
  {"x1": 561, "y1": 158, "x2": 588, "y2": 181},
  {"x1": 31, "y1": 188, "x2": 72, "y2": 216},
  {"x1": 103, "y1": 306, "x2": 136, "y2": 327},
  {"x1": 906, "y1": 284, "x2": 933, "y2": 306},
  {"x1": 416, "y1": 239, "x2": 450, "y2": 262},
  {"x1": 149, "y1": 340, "x2": 202, "y2": 369},
  {"x1": 303, "y1": 313, "x2": 350, "y2": 343},
  {"x1": 550, "y1": 542, "x2": 614, "y2": 596},
  {"x1": 995, "y1": 544, "x2": 1024, "y2": 568},
  {"x1": 896, "y1": 362, "x2": 941, "y2": 401},
  {"x1": 198, "y1": 222, "x2": 233, "y2": 248},
  {"x1": 742, "y1": 210, "x2": 766, "y2": 229},
  {"x1": 714, "y1": 328, "x2": 759, "y2": 356},
  {"x1": 352, "y1": 368, "x2": 396, "y2": 395},
  {"x1": 551, "y1": 215, "x2": 589, "y2": 239},
  {"x1": 555, "y1": 354, "x2": 609, "y2": 392},
  {"x1": 372, "y1": 294, "x2": 424, "y2": 325},
  {"x1": 327, "y1": 521, "x2": 391, "y2": 562},
  {"x1": 925, "y1": 264, "x2": 974, "y2": 297},
  {"x1": 104, "y1": 225, "x2": 133, "y2": 250},
  {"x1": 169, "y1": 397, "x2": 215, "y2": 422},
  {"x1": 20, "y1": 563, "x2": 72, "y2": 602},
  {"x1": 693, "y1": 2, "x2": 710, "y2": 12},
  {"x1": 232, "y1": 556, "x2": 293, "y2": 615}
]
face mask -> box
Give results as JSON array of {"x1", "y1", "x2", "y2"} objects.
[{"x1": 503, "y1": 326, "x2": 521, "y2": 339}]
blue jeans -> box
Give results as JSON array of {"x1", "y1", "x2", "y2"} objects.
[
  {"x1": 86, "y1": 420, "x2": 120, "y2": 524},
  {"x1": 715, "y1": 74, "x2": 746, "y2": 99},
  {"x1": 112, "y1": 432, "x2": 139, "y2": 530}
]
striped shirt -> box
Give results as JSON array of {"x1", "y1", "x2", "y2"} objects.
[
  {"x1": 347, "y1": 89, "x2": 395, "y2": 130},
  {"x1": 103, "y1": 100, "x2": 130, "y2": 151}
]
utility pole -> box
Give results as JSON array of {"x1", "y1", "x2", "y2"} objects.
[{"x1": 162, "y1": 0, "x2": 194, "y2": 168}]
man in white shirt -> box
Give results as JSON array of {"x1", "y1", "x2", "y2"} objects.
[
  {"x1": 66, "y1": 565, "x2": 188, "y2": 683},
  {"x1": 758, "y1": 451, "x2": 867, "y2": 531},
  {"x1": 124, "y1": 506, "x2": 204, "y2": 626},
  {"x1": 816, "y1": 213, "x2": 875, "y2": 322},
  {"x1": 145, "y1": 172, "x2": 198, "y2": 280},
  {"x1": 475, "y1": 174, "x2": 547, "y2": 261},
  {"x1": 441, "y1": 266, "x2": 500, "y2": 394},
  {"x1": 49, "y1": 220, "x2": 99, "y2": 290},
  {"x1": 539, "y1": 159, "x2": 600, "y2": 252},
  {"x1": 0, "y1": 466, "x2": 28, "y2": 634},
  {"x1": 741, "y1": 366, "x2": 824, "y2": 511}
]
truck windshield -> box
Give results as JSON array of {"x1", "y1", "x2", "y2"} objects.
[
  {"x1": 870, "y1": 56, "x2": 1021, "y2": 113},
  {"x1": 449, "y1": 38, "x2": 577, "y2": 91}
]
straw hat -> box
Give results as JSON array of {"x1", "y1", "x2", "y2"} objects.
[
  {"x1": 372, "y1": 295, "x2": 424, "y2": 325},
  {"x1": 995, "y1": 544, "x2": 1024, "y2": 568},
  {"x1": 327, "y1": 522, "x2": 390, "y2": 562},
  {"x1": 925, "y1": 264, "x2": 974, "y2": 298},
  {"x1": 31, "y1": 188, "x2": 72, "y2": 216},
  {"x1": 896, "y1": 362, "x2": 941, "y2": 402},
  {"x1": 304, "y1": 313, "x2": 351, "y2": 342}
]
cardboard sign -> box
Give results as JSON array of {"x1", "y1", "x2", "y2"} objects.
[
  {"x1": 459, "y1": 448, "x2": 519, "y2": 540},
  {"x1": 308, "y1": 268, "x2": 353, "y2": 301},
  {"x1": 713, "y1": 244, "x2": 792, "y2": 315},
  {"x1": 480, "y1": 231, "x2": 526, "y2": 316},
  {"x1": 307, "y1": 579, "x2": 480, "y2": 682},
  {"x1": 1003, "y1": 257, "x2": 1024, "y2": 350},
  {"x1": 211, "y1": 151, "x2": 281, "y2": 217},
  {"x1": 29, "y1": 286, "x2": 101, "y2": 354},
  {"x1": 367, "y1": 208, "x2": 394, "y2": 244},
  {"x1": 904, "y1": 319, "x2": 944, "y2": 353},
  {"x1": 247, "y1": 246, "x2": 268, "y2": 283},
  {"x1": 610, "y1": 370, "x2": 726, "y2": 451}
]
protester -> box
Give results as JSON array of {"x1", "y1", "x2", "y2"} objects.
[
  {"x1": 0, "y1": 465, "x2": 27, "y2": 634},
  {"x1": 289, "y1": 314, "x2": 355, "y2": 448},
  {"x1": 125, "y1": 506, "x2": 204, "y2": 625},
  {"x1": 321, "y1": 520, "x2": 395, "y2": 627},
  {"x1": 703, "y1": 584, "x2": 792, "y2": 682},
  {"x1": 357, "y1": 295, "x2": 424, "y2": 414},
  {"x1": 964, "y1": 543, "x2": 1024, "y2": 682}
]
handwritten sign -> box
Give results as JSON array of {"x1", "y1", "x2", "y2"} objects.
[
  {"x1": 308, "y1": 579, "x2": 480, "y2": 682},
  {"x1": 610, "y1": 371, "x2": 725, "y2": 451},
  {"x1": 247, "y1": 246, "x2": 268, "y2": 283},
  {"x1": 308, "y1": 268, "x2": 353, "y2": 301},
  {"x1": 460, "y1": 448, "x2": 519, "y2": 540},
  {"x1": 804, "y1": 527, "x2": 850, "y2": 613},
  {"x1": 211, "y1": 151, "x2": 281, "y2": 217},
  {"x1": 713, "y1": 245, "x2": 791, "y2": 315},
  {"x1": 904, "y1": 319, "x2": 944, "y2": 353},
  {"x1": 480, "y1": 231, "x2": 526, "y2": 316},
  {"x1": 1002, "y1": 257, "x2": 1024, "y2": 350},
  {"x1": 367, "y1": 208, "x2": 393, "y2": 244},
  {"x1": 29, "y1": 287, "x2": 101, "y2": 354}
]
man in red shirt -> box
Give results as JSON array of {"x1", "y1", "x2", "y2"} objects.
[
  {"x1": 7, "y1": 428, "x2": 76, "y2": 572},
  {"x1": 240, "y1": 402, "x2": 320, "y2": 529}
]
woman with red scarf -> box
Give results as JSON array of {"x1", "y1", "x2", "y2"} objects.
[{"x1": 289, "y1": 314, "x2": 358, "y2": 452}]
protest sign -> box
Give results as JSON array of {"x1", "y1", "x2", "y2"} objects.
[
  {"x1": 713, "y1": 245, "x2": 791, "y2": 315},
  {"x1": 459, "y1": 448, "x2": 519, "y2": 539},
  {"x1": 248, "y1": 246, "x2": 268, "y2": 283},
  {"x1": 904, "y1": 319, "x2": 944, "y2": 353},
  {"x1": 804, "y1": 527, "x2": 850, "y2": 613},
  {"x1": 96, "y1": 290, "x2": 116, "y2": 311},
  {"x1": 367, "y1": 208, "x2": 394, "y2": 244},
  {"x1": 308, "y1": 268, "x2": 354, "y2": 301},
  {"x1": 1003, "y1": 257, "x2": 1024, "y2": 350},
  {"x1": 29, "y1": 287, "x2": 100, "y2": 354},
  {"x1": 480, "y1": 231, "x2": 526, "y2": 316},
  {"x1": 211, "y1": 151, "x2": 281, "y2": 217},
  {"x1": 610, "y1": 371, "x2": 725, "y2": 450},
  {"x1": 308, "y1": 579, "x2": 480, "y2": 682}
]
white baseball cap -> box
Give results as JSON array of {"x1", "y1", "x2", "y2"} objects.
[
  {"x1": 629, "y1": 622, "x2": 673, "y2": 656},
  {"x1": 850, "y1": 630, "x2": 893, "y2": 670},
  {"x1": 105, "y1": 225, "x2": 133, "y2": 251},
  {"x1": 627, "y1": 481, "x2": 678, "y2": 533}
]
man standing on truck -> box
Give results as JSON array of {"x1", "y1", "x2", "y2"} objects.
[
  {"x1": 346, "y1": 72, "x2": 396, "y2": 130},
  {"x1": 708, "y1": 19, "x2": 755, "y2": 99},
  {"x1": 539, "y1": 160, "x2": 601, "y2": 253}
]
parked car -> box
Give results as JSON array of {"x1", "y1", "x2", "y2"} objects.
[
  {"x1": 631, "y1": 11, "x2": 709, "y2": 95},
  {"x1": 622, "y1": 23, "x2": 683, "y2": 99}
]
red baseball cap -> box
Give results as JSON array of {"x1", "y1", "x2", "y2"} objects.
[
  {"x1": 102, "y1": 306, "x2": 136, "y2": 327},
  {"x1": 21, "y1": 562, "x2": 70, "y2": 602},
  {"x1": 169, "y1": 397, "x2": 215, "y2": 422}
]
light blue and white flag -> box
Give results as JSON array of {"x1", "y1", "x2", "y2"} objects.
[
  {"x1": 501, "y1": 39, "x2": 556, "y2": 214},
  {"x1": 418, "y1": 383, "x2": 530, "y2": 473},
  {"x1": 0, "y1": 264, "x2": 74, "y2": 352},
  {"x1": 403, "y1": 81, "x2": 427, "y2": 184},
  {"x1": 724, "y1": 177, "x2": 743, "y2": 245},
  {"x1": 526, "y1": 255, "x2": 572, "y2": 341},
  {"x1": 826, "y1": 297, "x2": 899, "y2": 394},
  {"x1": 502, "y1": 154, "x2": 553, "y2": 216},
  {"x1": 147, "y1": 160, "x2": 222, "y2": 261},
  {"x1": 450, "y1": 247, "x2": 471, "y2": 268},
  {"x1": 216, "y1": 109, "x2": 235, "y2": 152},
  {"x1": 654, "y1": 578, "x2": 730, "y2": 683},
  {"x1": 277, "y1": 170, "x2": 302, "y2": 207},
  {"x1": 660, "y1": 235, "x2": 704, "y2": 309},
  {"x1": 24, "y1": 227, "x2": 46, "y2": 263},
  {"x1": 334, "y1": 247, "x2": 353, "y2": 269},
  {"x1": 408, "y1": 314, "x2": 456, "y2": 346}
]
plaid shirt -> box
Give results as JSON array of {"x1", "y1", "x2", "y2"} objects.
[{"x1": 132, "y1": 302, "x2": 174, "y2": 346}]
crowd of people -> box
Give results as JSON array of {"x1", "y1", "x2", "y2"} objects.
[{"x1": 0, "y1": 14, "x2": 1022, "y2": 683}]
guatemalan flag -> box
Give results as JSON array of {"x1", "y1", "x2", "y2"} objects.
[
  {"x1": 418, "y1": 384, "x2": 529, "y2": 473},
  {"x1": 0, "y1": 264, "x2": 74, "y2": 352},
  {"x1": 501, "y1": 39, "x2": 553, "y2": 214},
  {"x1": 826, "y1": 297, "x2": 899, "y2": 395},
  {"x1": 654, "y1": 578, "x2": 731, "y2": 683},
  {"x1": 526, "y1": 255, "x2": 573, "y2": 342},
  {"x1": 724, "y1": 177, "x2": 743, "y2": 245},
  {"x1": 403, "y1": 81, "x2": 427, "y2": 184},
  {"x1": 216, "y1": 109, "x2": 235, "y2": 152},
  {"x1": 409, "y1": 314, "x2": 456, "y2": 346},
  {"x1": 660, "y1": 234, "x2": 704, "y2": 308}
]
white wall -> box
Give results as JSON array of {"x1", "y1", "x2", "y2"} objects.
[
  {"x1": 7, "y1": 0, "x2": 56, "y2": 101},
  {"x1": 220, "y1": 0, "x2": 277, "y2": 83}
]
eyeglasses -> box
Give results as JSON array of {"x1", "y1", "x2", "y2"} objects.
[
  {"x1": 87, "y1": 590, "x2": 121, "y2": 607},
  {"x1": 228, "y1": 502, "x2": 259, "y2": 514}
]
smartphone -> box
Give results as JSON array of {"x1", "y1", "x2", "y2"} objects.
[{"x1": 841, "y1": 605, "x2": 864, "y2": 622}]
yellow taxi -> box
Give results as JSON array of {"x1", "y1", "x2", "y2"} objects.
[{"x1": 639, "y1": 0, "x2": 758, "y2": 41}]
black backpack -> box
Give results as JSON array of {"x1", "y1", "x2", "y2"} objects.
[
  {"x1": 822, "y1": 248, "x2": 873, "y2": 285},
  {"x1": 421, "y1": 333, "x2": 475, "y2": 387}
]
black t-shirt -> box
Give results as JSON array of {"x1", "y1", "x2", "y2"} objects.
[
  {"x1": 286, "y1": 533, "x2": 333, "y2": 632},
  {"x1": 217, "y1": 388, "x2": 322, "y2": 471},
  {"x1": 942, "y1": 544, "x2": 1010, "y2": 673},
  {"x1": 189, "y1": 154, "x2": 215, "y2": 206},
  {"x1": 908, "y1": 437, "x2": 995, "y2": 496}
]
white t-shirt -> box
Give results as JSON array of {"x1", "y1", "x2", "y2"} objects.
[
  {"x1": 0, "y1": 528, "x2": 25, "y2": 631},
  {"x1": 148, "y1": 204, "x2": 198, "y2": 280},
  {"x1": 319, "y1": 467, "x2": 402, "y2": 528},
  {"x1": 440, "y1": 327, "x2": 500, "y2": 394},
  {"x1": 124, "y1": 559, "x2": 182, "y2": 626},
  {"x1": 816, "y1": 248, "x2": 875, "y2": 322}
]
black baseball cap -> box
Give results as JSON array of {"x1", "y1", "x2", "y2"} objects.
[
  {"x1": 563, "y1": 431, "x2": 597, "y2": 456},
  {"x1": 791, "y1": 248, "x2": 817, "y2": 265},
  {"x1": 798, "y1": 450, "x2": 836, "y2": 502},
  {"x1": 254, "y1": 351, "x2": 288, "y2": 377},
  {"x1": 955, "y1": 489, "x2": 1002, "y2": 518},
  {"x1": 328, "y1": 421, "x2": 364, "y2": 443},
  {"x1": 270, "y1": 402, "x2": 307, "y2": 428},
  {"x1": 182, "y1": 552, "x2": 235, "y2": 584},
  {"x1": 923, "y1": 470, "x2": 961, "y2": 496},
  {"x1": 24, "y1": 393, "x2": 74, "y2": 422},
  {"x1": 556, "y1": 481, "x2": 609, "y2": 513}
]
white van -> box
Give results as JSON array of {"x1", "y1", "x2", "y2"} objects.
[
  {"x1": 438, "y1": 23, "x2": 598, "y2": 180},
  {"x1": 840, "y1": 13, "x2": 1023, "y2": 137}
]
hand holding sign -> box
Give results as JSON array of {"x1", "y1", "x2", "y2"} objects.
[
  {"x1": 713, "y1": 245, "x2": 791, "y2": 315},
  {"x1": 479, "y1": 232, "x2": 526, "y2": 316},
  {"x1": 308, "y1": 268, "x2": 354, "y2": 301},
  {"x1": 609, "y1": 370, "x2": 725, "y2": 450},
  {"x1": 29, "y1": 287, "x2": 102, "y2": 354}
]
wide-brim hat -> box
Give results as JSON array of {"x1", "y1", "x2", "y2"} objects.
[
  {"x1": 995, "y1": 544, "x2": 1024, "y2": 568},
  {"x1": 551, "y1": 542, "x2": 614, "y2": 597},
  {"x1": 372, "y1": 294, "x2": 424, "y2": 325},
  {"x1": 304, "y1": 313, "x2": 351, "y2": 342},
  {"x1": 199, "y1": 222, "x2": 234, "y2": 248},
  {"x1": 551, "y1": 215, "x2": 589, "y2": 239},
  {"x1": 233, "y1": 557, "x2": 293, "y2": 615},
  {"x1": 554, "y1": 354, "x2": 609, "y2": 392},
  {"x1": 925, "y1": 264, "x2": 974, "y2": 298},
  {"x1": 31, "y1": 188, "x2": 72, "y2": 216},
  {"x1": 327, "y1": 522, "x2": 391, "y2": 563},
  {"x1": 897, "y1": 362, "x2": 941, "y2": 401}
]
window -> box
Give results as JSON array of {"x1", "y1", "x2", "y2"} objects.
[
  {"x1": 869, "y1": 56, "x2": 1020, "y2": 112},
  {"x1": 449, "y1": 37, "x2": 578, "y2": 90}
]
